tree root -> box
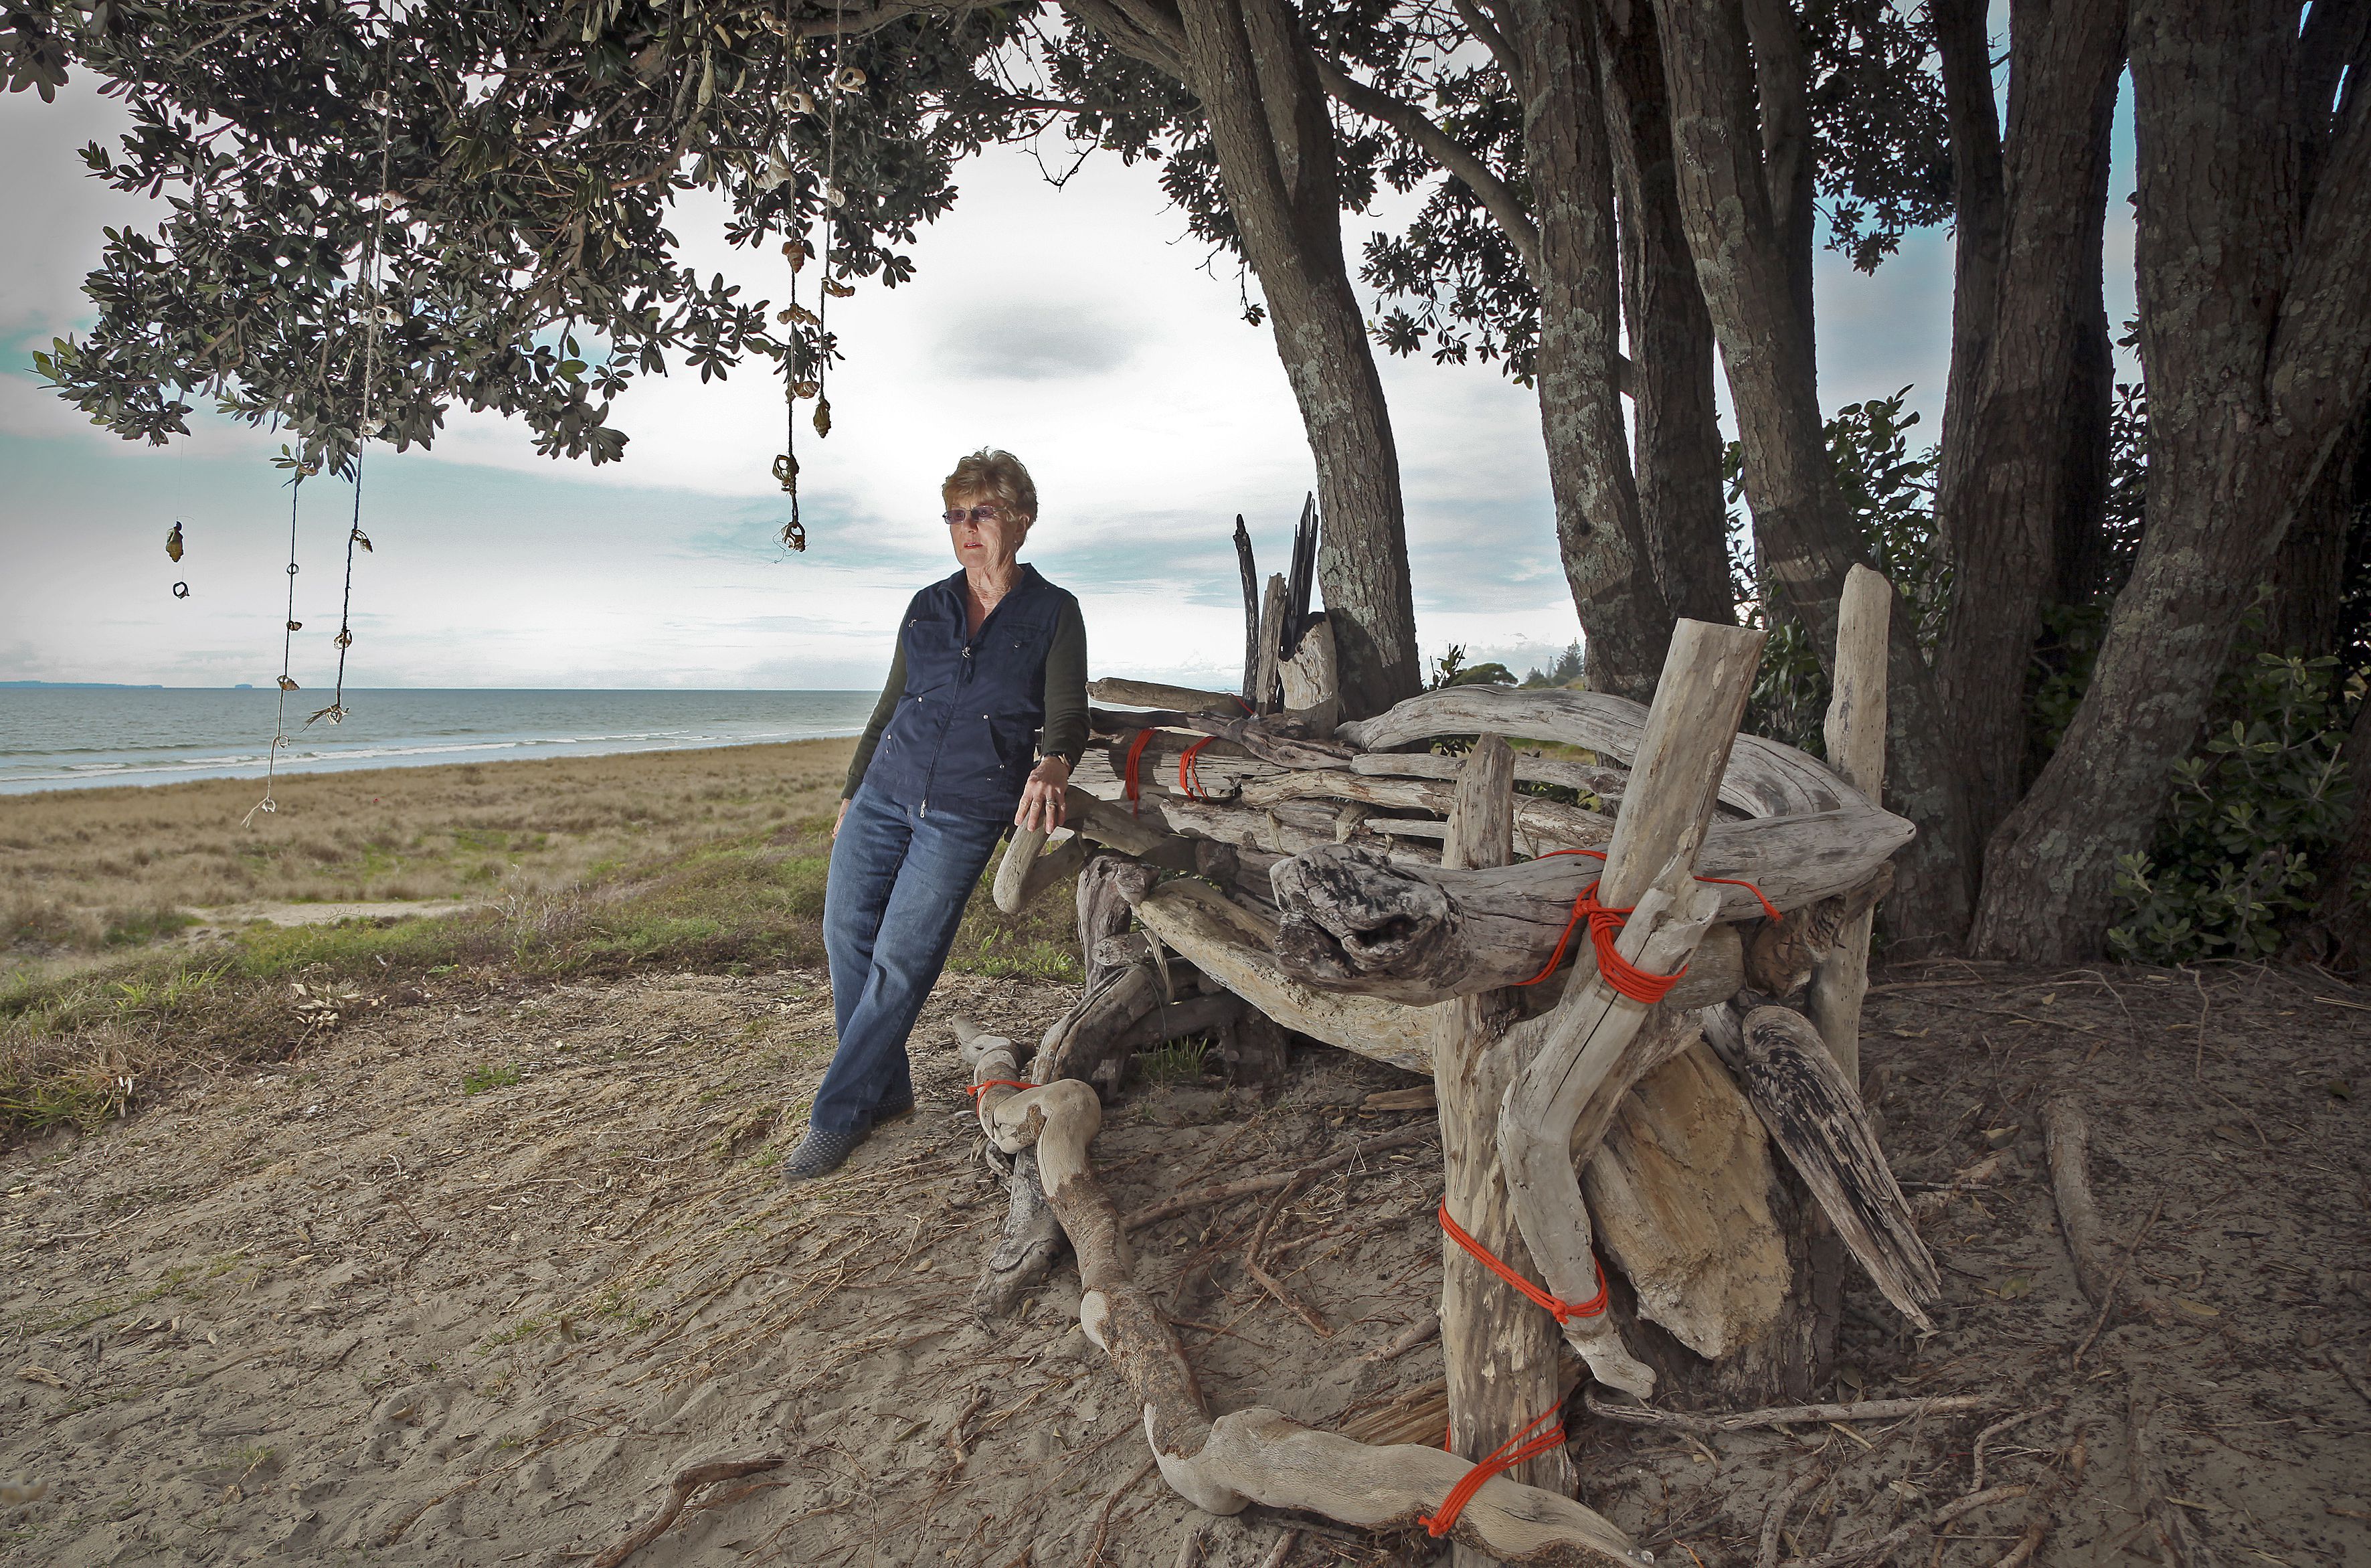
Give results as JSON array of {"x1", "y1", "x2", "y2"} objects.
[{"x1": 588, "y1": 1454, "x2": 784, "y2": 1568}]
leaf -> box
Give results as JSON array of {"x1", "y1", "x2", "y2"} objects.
[{"x1": 2172, "y1": 1298, "x2": 2220, "y2": 1319}]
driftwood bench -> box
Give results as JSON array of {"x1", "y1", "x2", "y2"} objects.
[{"x1": 969, "y1": 559, "x2": 1928, "y2": 1564}]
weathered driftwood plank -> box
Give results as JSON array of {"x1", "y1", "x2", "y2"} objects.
[
  {"x1": 1277, "y1": 614, "x2": 1340, "y2": 736},
  {"x1": 954, "y1": 1021, "x2": 1067, "y2": 1320},
  {"x1": 1807, "y1": 563, "x2": 1893, "y2": 1083},
  {"x1": 1741, "y1": 863, "x2": 1893, "y2": 998},
  {"x1": 1270, "y1": 802, "x2": 1910, "y2": 1003},
  {"x1": 1253, "y1": 572, "x2": 1290, "y2": 715},
  {"x1": 1241, "y1": 770, "x2": 1617, "y2": 854},
  {"x1": 1127, "y1": 879, "x2": 1442, "y2": 1075},
  {"x1": 1232, "y1": 515, "x2": 1261, "y2": 707},
  {"x1": 1079, "y1": 856, "x2": 1160, "y2": 990},
  {"x1": 1350, "y1": 749, "x2": 1632, "y2": 805},
  {"x1": 1086, "y1": 706, "x2": 1355, "y2": 770},
  {"x1": 991, "y1": 826, "x2": 1089, "y2": 916},
  {"x1": 1336, "y1": 686, "x2": 1859, "y2": 820},
  {"x1": 1498, "y1": 618, "x2": 1764, "y2": 1397},
  {"x1": 1088, "y1": 677, "x2": 1246, "y2": 715},
  {"x1": 1580, "y1": 1042, "x2": 1793, "y2": 1361},
  {"x1": 1432, "y1": 737, "x2": 1573, "y2": 1497},
  {"x1": 966, "y1": 1050, "x2": 1644, "y2": 1566},
  {"x1": 1712, "y1": 1005, "x2": 1939, "y2": 1329},
  {"x1": 1079, "y1": 732, "x2": 1278, "y2": 803}
]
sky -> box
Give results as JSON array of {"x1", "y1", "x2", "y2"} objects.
[{"x1": 0, "y1": 44, "x2": 2137, "y2": 693}]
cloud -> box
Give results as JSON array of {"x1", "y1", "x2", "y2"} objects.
[{"x1": 935, "y1": 302, "x2": 1142, "y2": 381}]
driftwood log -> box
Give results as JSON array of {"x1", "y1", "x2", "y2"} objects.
[
  {"x1": 1496, "y1": 620, "x2": 1763, "y2": 1398},
  {"x1": 965, "y1": 1045, "x2": 1648, "y2": 1567},
  {"x1": 1702, "y1": 1005, "x2": 1940, "y2": 1329},
  {"x1": 1806, "y1": 563, "x2": 1892, "y2": 1079}
]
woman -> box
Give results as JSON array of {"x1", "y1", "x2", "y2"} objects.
[{"x1": 780, "y1": 448, "x2": 1089, "y2": 1180}]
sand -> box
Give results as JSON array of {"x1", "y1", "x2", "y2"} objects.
[{"x1": 3, "y1": 956, "x2": 2368, "y2": 1566}]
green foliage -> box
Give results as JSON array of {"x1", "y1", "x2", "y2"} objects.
[
  {"x1": 2108, "y1": 652, "x2": 2361, "y2": 962},
  {"x1": 1733, "y1": 387, "x2": 1944, "y2": 752},
  {"x1": 1428, "y1": 646, "x2": 1517, "y2": 689},
  {"x1": 8, "y1": 0, "x2": 1045, "y2": 468},
  {"x1": 461, "y1": 1062, "x2": 523, "y2": 1096},
  {"x1": 1522, "y1": 640, "x2": 1586, "y2": 688},
  {"x1": 1140, "y1": 1037, "x2": 1210, "y2": 1085}
]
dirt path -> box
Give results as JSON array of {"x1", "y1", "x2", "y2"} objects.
[{"x1": 2, "y1": 961, "x2": 2366, "y2": 1566}]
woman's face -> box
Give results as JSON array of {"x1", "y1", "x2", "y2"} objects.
[{"x1": 945, "y1": 492, "x2": 1028, "y2": 575}]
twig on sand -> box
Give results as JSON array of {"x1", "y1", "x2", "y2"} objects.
[
  {"x1": 1257, "y1": 1528, "x2": 1301, "y2": 1568},
  {"x1": 2071, "y1": 1193, "x2": 2168, "y2": 1371},
  {"x1": 589, "y1": 1454, "x2": 784, "y2": 1568},
  {"x1": 2127, "y1": 1377, "x2": 2208, "y2": 1568},
  {"x1": 1781, "y1": 1483, "x2": 2030, "y2": 1567},
  {"x1": 1990, "y1": 1435, "x2": 2087, "y2": 1568},
  {"x1": 1119, "y1": 1125, "x2": 1436, "y2": 1232},
  {"x1": 1079, "y1": 1456, "x2": 1158, "y2": 1568},
  {"x1": 1970, "y1": 1405, "x2": 2054, "y2": 1493},
  {"x1": 1756, "y1": 1470, "x2": 1824, "y2": 1568},
  {"x1": 1583, "y1": 1391, "x2": 2001, "y2": 1434}
]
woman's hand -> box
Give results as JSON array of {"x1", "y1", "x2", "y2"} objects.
[
  {"x1": 1015, "y1": 756, "x2": 1071, "y2": 833},
  {"x1": 834, "y1": 798, "x2": 849, "y2": 839}
]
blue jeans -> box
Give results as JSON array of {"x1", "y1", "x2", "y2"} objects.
[{"x1": 814, "y1": 784, "x2": 1007, "y2": 1134}]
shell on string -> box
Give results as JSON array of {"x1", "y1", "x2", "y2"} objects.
[
  {"x1": 781, "y1": 519, "x2": 806, "y2": 552},
  {"x1": 779, "y1": 87, "x2": 816, "y2": 115},
  {"x1": 165, "y1": 521, "x2": 184, "y2": 562},
  {"x1": 834, "y1": 66, "x2": 866, "y2": 91},
  {"x1": 277, "y1": 675, "x2": 300, "y2": 692},
  {"x1": 821, "y1": 278, "x2": 854, "y2": 298},
  {"x1": 790, "y1": 379, "x2": 820, "y2": 400},
  {"x1": 813, "y1": 397, "x2": 832, "y2": 438},
  {"x1": 824, "y1": 182, "x2": 847, "y2": 208},
  {"x1": 778, "y1": 302, "x2": 819, "y2": 326},
  {"x1": 772, "y1": 452, "x2": 800, "y2": 489},
  {"x1": 374, "y1": 304, "x2": 402, "y2": 327},
  {"x1": 782, "y1": 238, "x2": 808, "y2": 272}
]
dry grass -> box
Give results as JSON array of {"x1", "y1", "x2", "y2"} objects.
[
  {"x1": 0, "y1": 739, "x2": 859, "y2": 957},
  {"x1": 0, "y1": 741, "x2": 1081, "y2": 1138}
]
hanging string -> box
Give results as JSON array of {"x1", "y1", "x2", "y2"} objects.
[
  {"x1": 311, "y1": 79, "x2": 393, "y2": 729},
  {"x1": 812, "y1": 0, "x2": 847, "y2": 440},
  {"x1": 772, "y1": 0, "x2": 808, "y2": 549},
  {"x1": 242, "y1": 469, "x2": 311, "y2": 827}
]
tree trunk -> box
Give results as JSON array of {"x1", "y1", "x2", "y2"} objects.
[
  {"x1": 2263, "y1": 404, "x2": 2368, "y2": 660},
  {"x1": 1931, "y1": 0, "x2": 2126, "y2": 845},
  {"x1": 1650, "y1": 0, "x2": 1976, "y2": 952},
  {"x1": 1931, "y1": 0, "x2": 2004, "y2": 478},
  {"x1": 1973, "y1": 0, "x2": 2371, "y2": 960},
  {"x1": 1169, "y1": 0, "x2": 1423, "y2": 720},
  {"x1": 2311, "y1": 692, "x2": 2371, "y2": 970},
  {"x1": 1602, "y1": 0, "x2": 1734, "y2": 630},
  {"x1": 1501, "y1": 0, "x2": 1678, "y2": 703}
]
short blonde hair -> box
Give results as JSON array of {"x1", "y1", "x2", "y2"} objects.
[{"x1": 942, "y1": 448, "x2": 1037, "y2": 523}]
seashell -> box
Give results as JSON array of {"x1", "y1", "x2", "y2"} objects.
[
  {"x1": 780, "y1": 88, "x2": 815, "y2": 114},
  {"x1": 835, "y1": 66, "x2": 866, "y2": 91},
  {"x1": 821, "y1": 278, "x2": 854, "y2": 298},
  {"x1": 792, "y1": 379, "x2": 819, "y2": 400},
  {"x1": 824, "y1": 183, "x2": 846, "y2": 208},
  {"x1": 812, "y1": 396, "x2": 832, "y2": 438},
  {"x1": 781, "y1": 519, "x2": 806, "y2": 552},
  {"x1": 778, "y1": 302, "x2": 818, "y2": 326},
  {"x1": 772, "y1": 452, "x2": 800, "y2": 488},
  {"x1": 165, "y1": 521, "x2": 184, "y2": 562}
]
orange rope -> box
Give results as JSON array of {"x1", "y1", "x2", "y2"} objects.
[
  {"x1": 965, "y1": 1079, "x2": 1031, "y2": 1100},
  {"x1": 1510, "y1": 849, "x2": 1781, "y2": 998},
  {"x1": 1420, "y1": 1403, "x2": 1569, "y2": 1537},
  {"x1": 1176, "y1": 735, "x2": 1217, "y2": 800},
  {"x1": 1121, "y1": 728, "x2": 1156, "y2": 814},
  {"x1": 1436, "y1": 1199, "x2": 1607, "y2": 1323}
]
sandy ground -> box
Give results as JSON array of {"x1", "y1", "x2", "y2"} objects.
[{"x1": 1, "y1": 958, "x2": 2367, "y2": 1567}]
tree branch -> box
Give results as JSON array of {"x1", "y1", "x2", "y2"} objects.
[{"x1": 1312, "y1": 56, "x2": 1542, "y2": 278}]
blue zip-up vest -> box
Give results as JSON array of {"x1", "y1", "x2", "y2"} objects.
[{"x1": 861, "y1": 563, "x2": 1071, "y2": 820}]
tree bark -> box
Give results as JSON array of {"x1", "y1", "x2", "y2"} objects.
[
  {"x1": 1169, "y1": 0, "x2": 1423, "y2": 719},
  {"x1": 1931, "y1": 0, "x2": 2127, "y2": 845},
  {"x1": 1602, "y1": 0, "x2": 1734, "y2": 630},
  {"x1": 1500, "y1": 0, "x2": 1677, "y2": 703},
  {"x1": 1650, "y1": 0, "x2": 1976, "y2": 952},
  {"x1": 1973, "y1": 0, "x2": 2371, "y2": 960},
  {"x1": 1931, "y1": 0, "x2": 2004, "y2": 478}
]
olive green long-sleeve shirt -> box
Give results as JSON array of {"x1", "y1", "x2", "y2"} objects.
[{"x1": 843, "y1": 594, "x2": 1089, "y2": 799}]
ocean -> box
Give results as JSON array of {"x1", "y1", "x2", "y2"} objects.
[{"x1": 0, "y1": 687, "x2": 879, "y2": 795}]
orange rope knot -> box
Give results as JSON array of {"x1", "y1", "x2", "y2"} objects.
[
  {"x1": 965, "y1": 1079, "x2": 1031, "y2": 1100},
  {"x1": 1512, "y1": 849, "x2": 1781, "y2": 1000},
  {"x1": 1437, "y1": 1200, "x2": 1607, "y2": 1323},
  {"x1": 1176, "y1": 735, "x2": 1217, "y2": 800},
  {"x1": 1122, "y1": 728, "x2": 1156, "y2": 814},
  {"x1": 1420, "y1": 1403, "x2": 1569, "y2": 1537}
]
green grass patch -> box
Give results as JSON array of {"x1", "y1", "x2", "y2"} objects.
[{"x1": 460, "y1": 1062, "x2": 523, "y2": 1096}]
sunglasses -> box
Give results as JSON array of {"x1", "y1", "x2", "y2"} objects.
[{"x1": 943, "y1": 505, "x2": 1004, "y2": 526}]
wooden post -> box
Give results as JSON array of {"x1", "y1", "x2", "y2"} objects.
[
  {"x1": 1496, "y1": 619, "x2": 1765, "y2": 1399},
  {"x1": 1808, "y1": 564, "x2": 1891, "y2": 1085},
  {"x1": 1431, "y1": 735, "x2": 1576, "y2": 1520},
  {"x1": 1233, "y1": 515, "x2": 1259, "y2": 708},
  {"x1": 1253, "y1": 572, "x2": 1290, "y2": 713}
]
